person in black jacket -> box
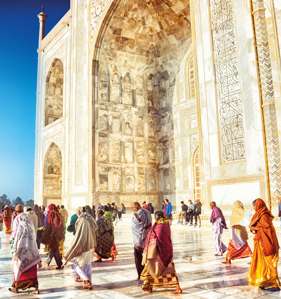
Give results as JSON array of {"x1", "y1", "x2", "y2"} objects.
[{"x1": 194, "y1": 200, "x2": 202, "y2": 227}]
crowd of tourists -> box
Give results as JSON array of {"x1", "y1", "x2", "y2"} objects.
[
  {"x1": 177, "y1": 199, "x2": 202, "y2": 226},
  {"x1": 1, "y1": 196, "x2": 281, "y2": 294}
]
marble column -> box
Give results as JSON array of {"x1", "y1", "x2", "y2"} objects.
[{"x1": 251, "y1": 0, "x2": 281, "y2": 206}]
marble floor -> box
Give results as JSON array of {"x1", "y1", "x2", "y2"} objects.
[{"x1": 1, "y1": 215, "x2": 281, "y2": 299}]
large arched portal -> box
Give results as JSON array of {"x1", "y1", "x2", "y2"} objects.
[
  {"x1": 43, "y1": 143, "x2": 62, "y2": 206},
  {"x1": 93, "y1": 0, "x2": 200, "y2": 208}
]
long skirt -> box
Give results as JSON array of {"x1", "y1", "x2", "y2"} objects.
[
  {"x1": 12, "y1": 265, "x2": 38, "y2": 290},
  {"x1": 4, "y1": 218, "x2": 12, "y2": 234},
  {"x1": 226, "y1": 227, "x2": 252, "y2": 261},
  {"x1": 96, "y1": 232, "x2": 114, "y2": 259},
  {"x1": 213, "y1": 219, "x2": 227, "y2": 255},
  {"x1": 72, "y1": 251, "x2": 92, "y2": 283},
  {"x1": 248, "y1": 240, "x2": 280, "y2": 288},
  {"x1": 140, "y1": 255, "x2": 180, "y2": 291}
]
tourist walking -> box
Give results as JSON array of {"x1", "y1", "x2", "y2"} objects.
[
  {"x1": 9, "y1": 204, "x2": 41, "y2": 294},
  {"x1": 164, "y1": 199, "x2": 172, "y2": 222},
  {"x1": 210, "y1": 201, "x2": 227, "y2": 256},
  {"x1": 42, "y1": 204, "x2": 64, "y2": 269},
  {"x1": 248, "y1": 198, "x2": 280, "y2": 290},
  {"x1": 26, "y1": 206, "x2": 38, "y2": 232},
  {"x1": 186, "y1": 200, "x2": 195, "y2": 225},
  {"x1": 132, "y1": 202, "x2": 152, "y2": 282},
  {"x1": 140, "y1": 211, "x2": 182, "y2": 294},
  {"x1": 60, "y1": 205, "x2": 69, "y2": 227},
  {"x1": 95, "y1": 209, "x2": 116, "y2": 262},
  {"x1": 178, "y1": 201, "x2": 187, "y2": 224},
  {"x1": 34, "y1": 205, "x2": 44, "y2": 249},
  {"x1": 3, "y1": 205, "x2": 12, "y2": 234},
  {"x1": 121, "y1": 203, "x2": 126, "y2": 214},
  {"x1": 147, "y1": 202, "x2": 154, "y2": 214},
  {"x1": 224, "y1": 201, "x2": 252, "y2": 264},
  {"x1": 67, "y1": 207, "x2": 80, "y2": 235},
  {"x1": 64, "y1": 210, "x2": 97, "y2": 290}
]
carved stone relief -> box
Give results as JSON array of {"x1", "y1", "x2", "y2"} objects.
[
  {"x1": 92, "y1": 0, "x2": 191, "y2": 201},
  {"x1": 136, "y1": 116, "x2": 145, "y2": 137},
  {"x1": 122, "y1": 72, "x2": 133, "y2": 105},
  {"x1": 148, "y1": 142, "x2": 158, "y2": 163},
  {"x1": 136, "y1": 141, "x2": 146, "y2": 164},
  {"x1": 124, "y1": 168, "x2": 135, "y2": 192},
  {"x1": 45, "y1": 59, "x2": 63, "y2": 126},
  {"x1": 137, "y1": 167, "x2": 146, "y2": 192},
  {"x1": 110, "y1": 167, "x2": 122, "y2": 192},
  {"x1": 98, "y1": 166, "x2": 109, "y2": 192},
  {"x1": 43, "y1": 143, "x2": 62, "y2": 201},
  {"x1": 147, "y1": 169, "x2": 157, "y2": 192},
  {"x1": 110, "y1": 140, "x2": 121, "y2": 163},
  {"x1": 98, "y1": 139, "x2": 109, "y2": 162},
  {"x1": 124, "y1": 141, "x2": 134, "y2": 163},
  {"x1": 110, "y1": 66, "x2": 121, "y2": 104}
]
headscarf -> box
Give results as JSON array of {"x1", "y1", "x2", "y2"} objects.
[
  {"x1": 250, "y1": 198, "x2": 279, "y2": 256},
  {"x1": 230, "y1": 200, "x2": 245, "y2": 226},
  {"x1": 47, "y1": 204, "x2": 62, "y2": 228},
  {"x1": 210, "y1": 201, "x2": 227, "y2": 229},
  {"x1": 64, "y1": 212, "x2": 97, "y2": 263},
  {"x1": 3, "y1": 205, "x2": 12, "y2": 218},
  {"x1": 11, "y1": 213, "x2": 40, "y2": 280}
]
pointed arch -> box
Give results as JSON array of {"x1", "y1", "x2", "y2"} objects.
[
  {"x1": 45, "y1": 59, "x2": 64, "y2": 126},
  {"x1": 43, "y1": 143, "x2": 62, "y2": 206}
]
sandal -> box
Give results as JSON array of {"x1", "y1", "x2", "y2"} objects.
[
  {"x1": 75, "y1": 277, "x2": 83, "y2": 282},
  {"x1": 175, "y1": 285, "x2": 183, "y2": 294},
  {"x1": 83, "y1": 280, "x2": 93, "y2": 290},
  {"x1": 8, "y1": 287, "x2": 18, "y2": 293}
]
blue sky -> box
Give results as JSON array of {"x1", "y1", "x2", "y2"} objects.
[{"x1": 0, "y1": 1, "x2": 69, "y2": 200}]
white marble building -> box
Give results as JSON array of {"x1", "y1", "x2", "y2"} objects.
[{"x1": 34, "y1": 0, "x2": 281, "y2": 213}]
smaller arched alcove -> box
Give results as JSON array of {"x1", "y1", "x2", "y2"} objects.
[{"x1": 45, "y1": 59, "x2": 64, "y2": 126}]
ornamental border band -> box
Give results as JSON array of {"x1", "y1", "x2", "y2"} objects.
[{"x1": 1, "y1": 197, "x2": 280, "y2": 294}]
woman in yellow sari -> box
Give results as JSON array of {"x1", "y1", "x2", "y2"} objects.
[
  {"x1": 224, "y1": 200, "x2": 252, "y2": 264},
  {"x1": 248, "y1": 198, "x2": 280, "y2": 291}
]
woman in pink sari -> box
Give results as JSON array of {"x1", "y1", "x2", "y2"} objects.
[
  {"x1": 210, "y1": 201, "x2": 227, "y2": 256},
  {"x1": 9, "y1": 205, "x2": 41, "y2": 293},
  {"x1": 140, "y1": 211, "x2": 182, "y2": 294}
]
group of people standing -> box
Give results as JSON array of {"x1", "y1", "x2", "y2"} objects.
[
  {"x1": 210, "y1": 198, "x2": 280, "y2": 291},
  {"x1": 178, "y1": 199, "x2": 202, "y2": 226}
]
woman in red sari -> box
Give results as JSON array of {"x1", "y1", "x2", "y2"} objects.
[
  {"x1": 42, "y1": 204, "x2": 64, "y2": 269},
  {"x1": 3, "y1": 205, "x2": 12, "y2": 234},
  {"x1": 9, "y1": 204, "x2": 41, "y2": 293},
  {"x1": 248, "y1": 198, "x2": 280, "y2": 290},
  {"x1": 140, "y1": 211, "x2": 182, "y2": 294}
]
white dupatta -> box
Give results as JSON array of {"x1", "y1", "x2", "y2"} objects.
[{"x1": 11, "y1": 213, "x2": 40, "y2": 280}]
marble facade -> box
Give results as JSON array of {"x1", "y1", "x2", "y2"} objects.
[{"x1": 34, "y1": 0, "x2": 281, "y2": 213}]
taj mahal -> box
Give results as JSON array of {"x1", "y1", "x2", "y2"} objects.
[{"x1": 34, "y1": 0, "x2": 281, "y2": 214}]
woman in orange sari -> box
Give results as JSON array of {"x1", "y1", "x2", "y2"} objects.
[
  {"x1": 248, "y1": 198, "x2": 280, "y2": 290},
  {"x1": 3, "y1": 205, "x2": 12, "y2": 234},
  {"x1": 224, "y1": 201, "x2": 252, "y2": 264}
]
